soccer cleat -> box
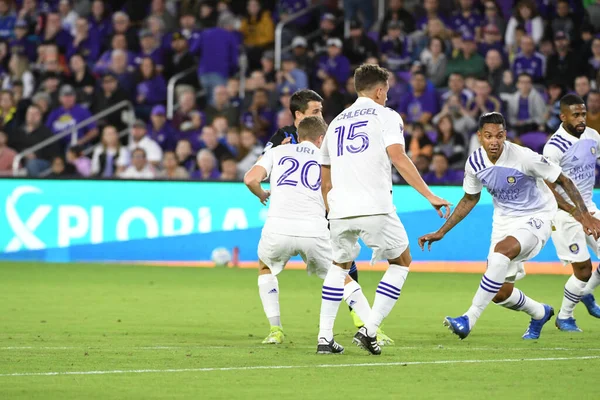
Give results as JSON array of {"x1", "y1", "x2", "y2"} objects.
[
  {"x1": 376, "y1": 327, "x2": 395, "y2": 346},
  {"x1": 443, "y1": 315, "x2": 471, "y2": 340},
  {"x1": 555, "y1": 316, "x2": 583, "y2": 332},
  {"x1": 580, "y1": 294, "x2": 600, "y2": 318},
  {"x1": 316, "y1": 337, "x2": 344, "y2": 354},
  {"x1": 350, "y1": 309, "x2": 364, "y2": 328},
  {"x1": 261, "y1": 326, "x2": 284, "y2": 344},
  {"x1": 352, "y1": 326, "x2": 381, "y2": 355},
  {"x1": 522, "y1": 304, "x2": 554, "y2": 340}
]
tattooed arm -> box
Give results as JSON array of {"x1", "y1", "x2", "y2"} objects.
[
  {"x1": 544, "y1": 180, "x2": 575, "y2": 214},
  {"x1": 418, "y1": 192, "x2": 481, "y2": 250},
  {"x1": 552, "y1": 173, "x2": 600, "y2": 239}
]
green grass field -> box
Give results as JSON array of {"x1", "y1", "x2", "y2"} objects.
[{"x1": 0, "y1": 262, "x2": 598, "y2": 399}]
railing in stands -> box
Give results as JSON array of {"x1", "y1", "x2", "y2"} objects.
[
  {"x1": 12, "y1": 100, "x2": 135, "y2": 176},
  {"x1": 166, "y1": 66, "x2": 197, "y2": 120},
  {"x1": 238, "y1": 50, "x2": 248, "y2": 100},
  {"x1": 275, "y1": 4, "x2": 320, "y2": 71}
]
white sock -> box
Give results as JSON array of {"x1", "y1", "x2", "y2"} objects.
[
  {"x1": 258, "y1": 274, "x2": 281, "y2": 328},
  {"x1": 558, "y1": 275, "x2": 587, "y2": 319},
  {"x1": 344, "y1": 280, "x2": 371, "y2": 324},
  {"x1": 496, "y1": 287, "x2": 545, "y2": 320},
  {"x1": 364, "y1": 265, "x2": 409, "y2": 336},
  {"x1": 318, "y1": 265, "x2": 348, "y2": 341},
  {"x1": 465, "y1": 253, "x2": 509, "y2": 328},
  {"x1": 582, "y1": 265, "x2": 600, "y2": 296}
]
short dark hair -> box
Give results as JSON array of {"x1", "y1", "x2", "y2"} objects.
[
  {"x1": 354, "y1": 64, "x2": 389, "y2": 93},
  {"x1": 517, "y1": 72, "x2": 533, "y2": 82},
  {"x1": 560, "y1": 93, "x2": 585, "y2": 110},
  {"x1": 289, "y1": 89, "x2": 323, "y2": 119},
  {"x1": 478, "y1": 112, "x2": 506, "y2": 130},
  {"x1": 432, "y1": 152, "x2": 449, "y2": 161},
  {"x1": 298, "y1": 116, "x2": 327, "y2": 141}
]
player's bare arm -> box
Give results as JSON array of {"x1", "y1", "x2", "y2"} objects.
[
  {"x1": 418, "y1": 192, "x2": 481, "y2": 251},
  {"x1": 550, "y1": 173, "x2": 600, "y2": 239},
  {"x1": 244, "y1": 166, "x2": 271, "y2": 205},
  {"x1": 320, "y1": 164, "x2": 332, "y2": 213},
  {"x1": 387, "y1": 143, "x2": 452, "y2": 218},
  {"x1": 544, "y1": 179, "x2": 574, "y2": 214}
]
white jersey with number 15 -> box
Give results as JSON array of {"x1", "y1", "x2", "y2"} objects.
[{"x1": 321, "y1": 97, "x2": 405, "y2": 219}]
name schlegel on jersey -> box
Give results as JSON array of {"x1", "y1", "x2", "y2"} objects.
[{"x1": 336, "y1": 108, "x2": 378, "y2": 120}]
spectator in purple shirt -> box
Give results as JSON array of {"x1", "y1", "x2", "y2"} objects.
[
  {"x1": 46, "y1": 84, "x2": 98, "y2": 147},
  {"x1": 200, "y1": 125, "x2": 233, "y2": 166},
  {"x1": 478, "y1": 24, "x2": 504, "y2": 59},
  {"x1": 416, "y1": 0, "x2": 449, "y2": 31},
  {"x1": 450, "y1": 0, "x2": 483, "y2": 38},
  {"x1": 94, "y1": 34, "x2": 135, "y2": 75},
  {"x1": 107, "y1": 49, "x2": 135, "y2": 96},
  {"x1": 67, "y1": 17, "x2": 100, "y2": 64},
  {"x1": 135, "y1": 57, "x2": 167, "y2": 120},
  {"x1": 398, "y1": 71, "x2": 439, "y2": 126},
  {"x1": 0, "y1": 0, "x2": 15, "y2": 41},
  {"x1": 316, "y1": 38, "x2": 351, "y2": 88},
  {"x1": 240, "y1": 88, "x2": 274, "y2": 145},
  {"x1": 441, "y1": 73, "x2": 473, "y2": 106},
  {"x1": 134, "y1": 30, "x2": 164, "y2": 73},
  {"x1": 380, "y1": 21, "x2": 412, "y2": 72},
  {"x1": 191, "y1": 149, "x2": 220, "y2": 180},
  {"x1": 9, "y1": 19, "x2": 37, "y2": 61},
  {"x1": 512, "y1": 35, "x2": 546, "y2": 83},
  {"x1": 172, "y1": 87, "x2": 204, "y2": 149},
  {"x1": 88, "y1": 0, "x2": 111, "y2": 44},
  {"x1": 147, "y1": 105, "x2": 177, "y2": 151},
  {"x1": 503, "y1": 72, "x2": 546, "y2": 135},
  {"x1": 423, "y1": 152, "x2": 464, "y2": 185},
  {"x1": 41, "y1": 12, "x2": 72, "y2": 55}
]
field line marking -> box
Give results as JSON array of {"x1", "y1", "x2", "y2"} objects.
[
  {"x1": 3, "y1": 346, "x2": 600, "y2": 351},
  {"x1": 1, "y1": 355, "x2": 599, "y2": 377}
]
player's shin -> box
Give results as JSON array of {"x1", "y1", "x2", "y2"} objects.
[
  {"x1": 558, "y1": 274, "x2": 587, "y2": 319},
  {"x1": 318, "y1": 265, "x2": 349, "y2": 341},
  {"x1": 465, "y1": 253, "x2": 510, "y2": 328},
  {"x1": 496, "y1": 287, "x2": 545, "y2": 319},
  {"x1": 344, "y1": 278, "x2": 370, "y2": 325},
  {"x1": 582, "y1": 264, "x2": 600, "y2": 295},
  {"x1": 258, "y1": 273, "x2": 281, "y2": 328},
  {"x1": 364, "y1": 265, "x2": 409, "y2": 336}
]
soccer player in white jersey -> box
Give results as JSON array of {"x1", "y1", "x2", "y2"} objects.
[
  {"x1": 543, "y1": 94, "x2": 600, "y2": 332},
  {"x1": 244, "y1": 116, "x2": 372, "y2": 350},
  {"x1": 316, "y1": 64, "x2": 452, "y2": 355},
  {"x1": 418, "y1": 112, "x2": 600, "y2": 340}
]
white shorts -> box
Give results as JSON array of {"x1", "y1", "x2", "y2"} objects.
[
  {"x1": 329, "y1": 212, "x2": 409, "y2": 265},
  {"x1": 551, "y1": 209, "x2": 600, "y2": 264},
  {"x1": 489, "y1": 215, "x2": 552, "y2": 282},
  {"x1": 257, "y1": 231, "x2": 332, "y2": 278}
]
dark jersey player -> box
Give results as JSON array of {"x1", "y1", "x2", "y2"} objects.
[{"x1": 263, "y1": 89, "x2": 394, "y2": 346}]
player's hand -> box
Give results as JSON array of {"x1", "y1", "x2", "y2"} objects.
[
  {"x1": 259, "y1": 190, "x2": 270, "y2": 206},
  {"x1": 428, "y1": 195, "x2": 452, "y2": 218},
  {"x1": 418, "y1": 231, "x2": 444, "y2": 251},
  {"x1": 579, "y1": 212, "x2": 600, "y2": 240},
  {"x1": 281, "y1": 136, "x2": 292, "y2": 145}
]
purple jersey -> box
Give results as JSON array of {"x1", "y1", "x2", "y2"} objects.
[
  {"x1": 450, "y1": 10, "x2": 483, "y2": 36},
  {"x1": 399, "y1": 90, "x2": 439, "y2": 123},
  {"x1": 512, "y1": 52, "x2": 546, "y2": 81},
  {"x1": 46, "y1": 105, "x2": 96, "y2": 142}
]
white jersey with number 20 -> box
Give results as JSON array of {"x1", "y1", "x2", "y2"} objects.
[{"x1": 321, "y1": 97, "x2": 405, "y2": 219}]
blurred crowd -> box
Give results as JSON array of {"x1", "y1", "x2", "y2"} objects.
[{"x1": 0, "y1": 0, "x2": 599, "y2": 185}]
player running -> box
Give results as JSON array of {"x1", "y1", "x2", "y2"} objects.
[
  {"x1": 315, "y1": 64, "x2": 451, "y2": 355},
  {"x1": 543, "y1": 94, "x2": 600, "y2": 332},
  {"x1": 418, "y1": 112, "x2": 600, "y2": 340},
  {"x1": 244, "y1": 116, "x2": 372, "y2": 348}
]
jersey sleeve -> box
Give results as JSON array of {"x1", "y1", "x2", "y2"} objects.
[
  {"x1": 381, "y1": 108, "x2": 406, "y2": 148},
  {"x1": 262, "y1": 130, "x2": 285, "y2": 154},
  {"x1": 320, "y1": 130, "x2": 331, "y2": 165},
  {"x1": 542, "y1": 139, "x2": 564, "y2": 165},
  {"x1": 523, "y1": 147, "x2": 562, "y2": 182},
  {"x1": 462, "y1": 162, "x2": 483, "y2": 194},
  {"x1": 592, "y1": 129, "x2": 600, "y2": 159},
  {"x1": 255, "y1": 148, "x2": 274, "y2": 178}
]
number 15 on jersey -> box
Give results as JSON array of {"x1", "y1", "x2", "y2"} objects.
[{"x1": 336, "y1": 121, "x2": 370, "y2": 157}]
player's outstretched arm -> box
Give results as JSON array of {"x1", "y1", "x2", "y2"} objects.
[
  {"x1": 552, "y1": 173, "x2": 600, "y2": 239},
  {"x1": 387, "y1": 144, "x2": 452, "y2": 218},
  {"x1": 321, "y1": 165, "x2": 332, "y2": 213},
  {"x1": 418, "y1": 192, "x2": 481, "y2": 251},
  {"x1": 244, "y1": 165, "x2": 270, "y2": 205}
]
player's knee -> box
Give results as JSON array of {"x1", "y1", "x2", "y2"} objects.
[
  {"x1": 258, "y1": 260, "x2": 272, "y2": 275},
  {"x1": 390, "y1": 248, "x2": 411, "y2": 267},
  {"x1": 573, "y1": 260, "x2": 593, "y2": 281},
  {"x1": 493, "y1": 239, "x2": 521, "y2": 260}
]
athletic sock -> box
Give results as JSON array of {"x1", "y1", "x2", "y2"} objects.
[
  {"x1": 344, "y1": 279, "x2": 370, "y2": 324},
  {"x1": 258, "y1": 274, "x2": 281, "y2": 328},
  {"x1": 582, "y1": 265, "x2": 600, "y2": 296},
  {"x1": 364, "y1": 265, "x2": 409, "y2": 336},
  {"x1": 318, "y1": 265, "x2": 348, "y2": 341},
  {"x1": 558, "y1": 274, "x2": 587, "y2": 319},
  {"x1": 496, "y1": 287, "x2": 545, "y2": 319}
]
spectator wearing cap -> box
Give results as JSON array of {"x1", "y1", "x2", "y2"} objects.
[
  {"x1": 109, "y1": 11, "x2": 139, "y2": 53},
  {"x1": 190, "y1": 149, "x2": 219, "y2": 180},
  {"x1": 157, "y1": 151, "x2": 189, "y2": 180},
  {"x1": 3, "y1": 54, "x2": 34, "y2": 99},
  {"x1": 0, "y1": 0, "x2": 15, "y2": 41},
  {"x1": 194, "y1": 14, "x2": 239, "y2": 105},
  {"x1": 420, "y1": 36, "x2": 447, "y2": 87},
  {"x1": 88, "y1": 0, "x2": 111, "y2": 41},
  {"x1": 546, "y1": 31, "x2": 579, "y2": 89},
  {"x1": 90, "y1": 72, "x2": 130, "y2": 133},
  {"x1": 163, "y1": 31, "x2": 198, "y2": 87},
  {"x1": 240, "y1": 88, "x2": 274, "y2": 145},
  {"x1": 511, "y1": 35, "x2": 546, "y2": 83},
  {"x1": 450, "y1": 0, "x2": 483, "y2": 39},
  {"x1": 67, "y1": 53, "x2": 95, "y2": 107},
  {"x1": 278, "y1": 53, "x2": 308, "y2": 92},
  {"x1": 41, "y1": 12, "x2": 72, "y2": 55},
  {"x1": 291, "y1": 36, "x2": 312, "y2": 73},
  {"x1": 134, "y1": 29, "x2": 164, "y2": 73},
  {"x1": 482, "y1": 1, "x2": 506, "y2": 37},
  {"x1": 9, "y1": 104, "x2": 60, "y2": 176},
  {"x1": 128, "y1": 119, "x2": 163, "y2": 167},
  {"x1": 311, "y1": 13, "x2": 338, "y2": 58},
  {"x1": 134, "y1": 57, "x2": 167, "y2": 120},
  {"x1": 9, "y1": 19, "x2": 37, "y2": 62},
  {"x1": 379, "y1": 0, "x2": 415, "y2": 39},
  {"x1": 240, "y1": 0, "x2": 275, "y2": 71},
  {"x1": 0, "y1": 130, "x2": 15, "y2": 176},
  {"x1": 147, "y1": 105, "x2": 178, "y2": 151},
  {"x1": 505, "y1": 0, "x2": 544, "y2": 48},
  {"x1": 316, "y1": 38, "x2": 351, "y2": 89},
  {"x1": 422, "y1": 152, "x2": 464, "y2": 185},
  {"x1": 446, "y1": 32, "x2": 485, "y2": 80},
  {"x1": 120, "y1": 147, "x2": 156, "y2": 179},
  {"x1": 94, "y1": 34, "x2": 135, "y2": 75},
  {"x1": 503, "y1": 72, "x2": 546, "y2": 135},
  {"x1": 478, "y1": 24, "x2": 504, "y2": 59},
  {"x1": 205, "y1": 85, "x2": 240, "y2": 127},
  {"x1": 551, "y1": 0, "x2": 577, "y2": 42},
  {"x1": 66, "y1": 17, "x2": 100, "y2": 64},
  {"x1": 416, "y1": 0, "x2": 449, "y2": 32},
  {"x1": 46, "y1": 84, "x2": 97, "y2": 146},
  {"x1": 260, "y1": 51, "x2": 277, "y2": 91},
  {"x1": 398, "y1": 71, "x2": 439, "y2": 126},
  {"x1": 343, "y1": 19, "x2": 379, "y2": 67}
]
